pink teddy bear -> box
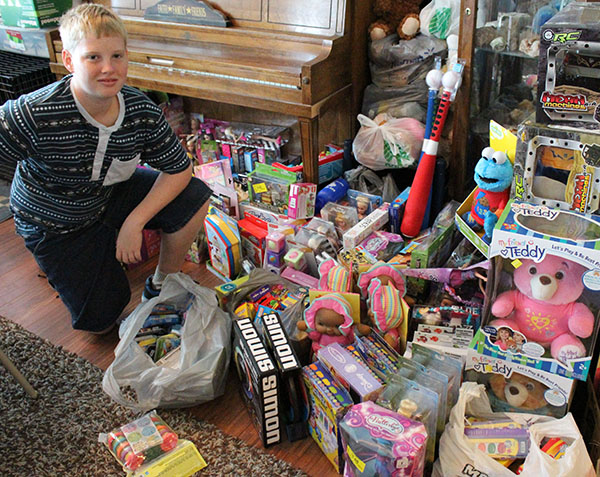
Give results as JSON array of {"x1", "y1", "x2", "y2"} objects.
[{"x1": 491, "y1": 254, "x2": 595, "y2": 364}]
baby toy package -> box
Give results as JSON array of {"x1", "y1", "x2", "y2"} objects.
[{"x1": 471, "y1": 200, "x2": 600, "y2": 382}]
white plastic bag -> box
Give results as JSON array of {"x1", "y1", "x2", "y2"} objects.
[
  {"x1": 353, "y1": 114, "x2": 424, "y2": 170},
  {"x1": 434, "y1": 382, "x2": 594, "y2": 477},
  {"x1": 420, "y1": 0, "x2": 461, "y2": 40},
  {"x1": 103, "y1": 273, "x2": 231, "y2": 411}
]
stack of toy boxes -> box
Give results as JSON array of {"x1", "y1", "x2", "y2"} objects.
[
  {"x1": 265, "y1": 232, "x2": 286, "y2": 273},
  {"x1": 465, "y1": 200, "x2": 600, "y2": 418},
  {"x1": 464, "y1": 2, "x2": 600, "y2": 418}
]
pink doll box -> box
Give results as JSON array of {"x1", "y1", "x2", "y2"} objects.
[
  {"x1": 288, "y1": 183, "x2": 317, "y2": 220},
  {"x1": 342, "y1": 203, "x2": 390, "y2": 250},
  {"x1": 473, "y1": 199, "x2": 600, "y2": 381},
  {"x1": 339, "y1": 401, "x2": 427, "y2": 477}
]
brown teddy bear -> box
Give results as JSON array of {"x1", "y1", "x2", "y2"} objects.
[
  {"x1": 489, "y1": 373, "x2": 548, "y2": 411},
  {"x1": 369, "y1": 0, "x2": 421, "y2": 41}
]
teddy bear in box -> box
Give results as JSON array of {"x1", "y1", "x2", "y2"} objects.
[
  {"x1": 369, "y1": 0, "x2": 421, "y2": 41},
  {"x1": 491, "y1": 254, "x2": 595, "y2": 364}
]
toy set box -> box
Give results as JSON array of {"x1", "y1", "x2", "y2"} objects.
[
  {"x1": 464, "y1": 351, "x2": 575, "y2": 418},
  {"x1": 536, "y1": 2, "x2": 600, "y2": 128},
  {"x1": 317, "y1": 343, "x2": 384, "y2": 403},
  {"x1": 238, "y1": 214, "x2": 268, "y2": 267},
  {"x1": 247, "y1": 163, "x2": 298, "y2": 215},
  {"x1": 232, "y1": 317, "x2": 281, "y2": 447},
  {"x1": 511, "y1": 121, "x2": 600, "y2": 215},
  {"x1": 302, "y1": 361, "x2": 353, "y2": 473},
  {"x1": 342, "y1": 203, "x2": 390, "y2": 250},
  {"x1": 287, "y1": 183, "x2": 316, "y2": 220},
  {"x1": 259, "y1": 312, "x2": 308, "y2": 442},
  {"x1": 472, "y1": 199, "x2": 600, "y2": 382}
]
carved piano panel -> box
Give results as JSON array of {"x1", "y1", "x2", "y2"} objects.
[{"x1": 46, "y1": 0, "x2": 373, "y2": 184}]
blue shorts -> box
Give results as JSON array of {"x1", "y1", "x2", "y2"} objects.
[{"x1": 22, "y1": 168, "x2": 212, "y2": 332}]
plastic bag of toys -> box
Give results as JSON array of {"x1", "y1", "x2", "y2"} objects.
[
  {"x1": 433, "y1": 382, "x2": 594, "y2": 477},
  {"x1": 353, "y1": 113, "x2": 424, "y2": 170},
  {"x1": 103, "y1": 273, "x2": 231, "y2": 411}
]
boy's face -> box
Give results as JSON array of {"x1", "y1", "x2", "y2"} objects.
[{"x1": 63, "y1": 34, "x2": 128, "y2": 105}]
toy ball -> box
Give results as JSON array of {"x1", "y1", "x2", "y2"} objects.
[
  {"x1": 442, "y1": 70, "x2": 460, "y2": 90},
  {"x1": 426, "y1": 69, "x2": 443, "y2": 89}
]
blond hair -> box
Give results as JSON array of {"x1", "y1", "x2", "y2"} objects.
[{"x1": 59, "y1": 3, "x2": 127, "y2": 52}]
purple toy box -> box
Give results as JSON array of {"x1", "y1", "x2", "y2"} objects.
[{"x1": 340, "y1": 401, "x2": 427, "y2": 477}]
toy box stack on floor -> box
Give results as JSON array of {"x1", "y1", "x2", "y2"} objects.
[{"x1": 102, "y1": 3, "x2": 600, "y2": 476}]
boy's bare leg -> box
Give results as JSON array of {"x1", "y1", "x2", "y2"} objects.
[{"x1": 156, "y1": 200, "x2": 210, "y2": 276}]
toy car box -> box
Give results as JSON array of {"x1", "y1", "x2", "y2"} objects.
[
  {"x1": 464, "y1": 350, "x2": 575, "y2": 418},
  {"x1": 536, "y1": 2, "x2": 600, "y2": 128},
  {"x1": 232, "y1": 318, "x2": 281, "y2": 447},
  {"x1": 471, "y1": 199, "x2": 600, "y2": 382},
  {"x1": 511, "y1": 121, "x2": 600, "y2": 215}
]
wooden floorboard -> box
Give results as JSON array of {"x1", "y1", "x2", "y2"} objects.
[{"x1": 0, "y1": 217, "x2": 337, "y2": 476}]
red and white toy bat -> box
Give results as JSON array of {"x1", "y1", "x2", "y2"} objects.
[{"x1": 400, "y1": 62, "x2": 464, "y2": 238}]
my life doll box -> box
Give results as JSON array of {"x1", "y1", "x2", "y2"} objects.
[
  {"x1": 302, "y1": 361, "x2": 353, "y2": 473},
  {"x1": 473, "y1": 199, "x2": 600, "y2": 381},
  {"x1": 232, "y1": 317, "x2": 282, "y2": 447},
  {"x1": 464, "y1": 350, "x2": 574, "y2": 418},
  {"x1": 536, "y1": 2, "x2": 600, "y2": 128},
  {"x1": 511, "y1": 121, "x2": 600, "y2": 215}
]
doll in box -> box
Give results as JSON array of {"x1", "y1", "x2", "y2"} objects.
[{"x1": 491, "y1": 254, "x2": 595, "y2": 363}]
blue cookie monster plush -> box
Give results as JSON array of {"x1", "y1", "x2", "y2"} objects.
[{"x1": 463, "y1": 147, "x2": 513, "y2": 243}]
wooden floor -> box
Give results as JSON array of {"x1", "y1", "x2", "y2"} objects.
[{"x1": 0, "y1": 216, "x2": 338, "y2": 477}]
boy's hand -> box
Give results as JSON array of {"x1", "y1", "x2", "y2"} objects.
[{"x1": 116, "y1": 218, "x2": 144, "y2": 264}]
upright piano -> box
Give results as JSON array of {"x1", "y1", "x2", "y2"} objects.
[{"x1": 46, "y1": 0, "x2": 373, "y2": 184}]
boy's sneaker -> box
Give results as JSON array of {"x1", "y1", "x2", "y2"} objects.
[{"x1": 142, "y1": 275, "x2": 161, "y2": 302}]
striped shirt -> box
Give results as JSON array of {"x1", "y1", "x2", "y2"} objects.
[{"x1": 0, "y1": 75, "x2": 190, "y2": 235}]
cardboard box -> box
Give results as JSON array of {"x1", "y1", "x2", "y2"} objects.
[
  {"x1": 342, "y1": 203, "x2": 390, "y2": 250},
  {"x1": 232, "y1": 318, "x2": 281, "y2": 447},
  {"x1": 317, "y1": 343, "x2": 384, "y2": 402},
  {"x1": 302, "y1": 361, "x2": 353, "y2": 473},
  {"x1": 0, "y1": 0, "x2": 71, "y2": 28},
  {"x1": 472, "y1": 199, "x2": 600, "y2": 382},
  {"x1": 464, "y1": 350, "x2": 574, "y2": 418},
  {"x1": 536, "y1": 2, "x2": 600, "y2": 128},
  {"x1": 204, "y1": 208, "x2": 241, "y2": 280},
  {"x1": 511, "y1": 121, "x2": 600, "y2": 215}
]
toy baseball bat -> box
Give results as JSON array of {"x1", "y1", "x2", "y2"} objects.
[
  {"x1": 421, "y1": 60, "x2": 444, "y2": 229},
  {"x1": 401, "y1": 64, "x2": 464, "y2": 238}
]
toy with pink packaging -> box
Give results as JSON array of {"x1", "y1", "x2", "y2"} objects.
[
  {"x1": 339, "y1": 401, "x2": 428, "y2": 477},
  {"x1": 471, "y1": 199, "x2": 600, "y2": 382}
]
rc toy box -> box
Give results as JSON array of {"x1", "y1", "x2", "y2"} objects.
[
  {"x1": 536, "y1": 2, "x2": 600, "y2": 127},
  {"x1": 512, "y1": 121, "x2": 600, "y2": 215},
  {"x1": 472, "y1": 200, "x2": 600, "y2": 381}
]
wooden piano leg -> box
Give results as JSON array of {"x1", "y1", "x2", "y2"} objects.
[{"x1": 298, "y1": 116, "x2": 320, "y2": 185}]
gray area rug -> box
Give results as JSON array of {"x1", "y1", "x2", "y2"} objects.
[
  {"x1": 0, "y1": 317, "x2": 307, "y2": 476},
  {"x1": 0, "y1": 181, "x2": 10, "y2": 223}
]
